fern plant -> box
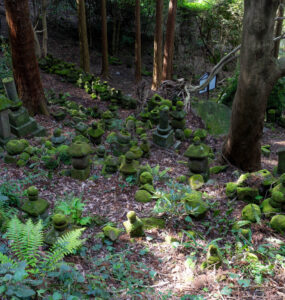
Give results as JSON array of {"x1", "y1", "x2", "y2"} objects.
[{"x1": 2, "y1": 216, "x2": 85, "y2": 275}]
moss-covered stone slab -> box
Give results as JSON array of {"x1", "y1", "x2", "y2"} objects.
[
  {"x1": 135, "y1": 190, "x2": 152, "y2": 203},
  {"x1": 141, "y1": 217, "x2": 166, "y2": 230},
  {"x1": 270, "y1": 215, "x2": 285, "y2": 233},
  {"x1": 189, "y1": 174, "x2": 204, "y2": 190},
  {"x1": 241, "y1": 204, "x2": 261, "y2": 222}
]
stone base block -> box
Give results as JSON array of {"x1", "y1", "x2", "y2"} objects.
[
  {"x1": 188, "y1": 170, "x2": 209, "y2": 182},
  {"x1": 71, "y1": 167, "x2": 90, "y2": 181},
  {"x1": 9, "y1": 107, "x2": 30, "y2": 127},
  {"x1": 153, "y1": 130, "x2": 174, "y2": 148}
]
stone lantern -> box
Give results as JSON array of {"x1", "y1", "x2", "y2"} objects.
[
  {"x1": 68, "y1": 141, "x2": 91, "y2": 180},
  {"x1": 277, "y1": 148, "x2": 285, "y2": 175},
  {"x1": 184, "y1": 137, "x2": 210, "y2": 180},
  {"x1": 170, "y1": 101, "x2": 186, "y2": 130},
  {"x1": 0, "y1": 94, "x2": 13, "y2": 146},
  {"x1": 51, "y1": 128, "x2": 66, "y2": 147},
  {"x1": 123, "y1": 211, "x2": 144, "y2": 237},
  {"x1": 119, "y1": 151, "x2": 139, "y2": 176},
  {"x1": 87, "y1": 122, "x2": 105, "y2": 145}
]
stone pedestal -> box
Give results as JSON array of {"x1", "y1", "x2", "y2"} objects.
[
  {"x1": 2, "y1": 77, "x2": 46, "y2": 138},
  {"x1": 277, "y1": 148, "x2": 285, "y2": 175},
  {"x1": 153, "y1": 106, "x2": 174, "y2": 148}
]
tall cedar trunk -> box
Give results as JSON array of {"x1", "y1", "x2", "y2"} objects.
[
  {"x1": 273, "y1": 3, "x2": 284, "y2": 58},
  {"x1": 77, "y1": 0, "x2": 90, "y2": 73},
  {"x1": 222, "y1": 0, "x2": 285, "y2": 171},
  {"x1": 42, "y1": 0, "x2": 48, "y2": 57},
  {"x1": 101, "y1": 0, "x2": 109, "y2": 78},
  {"x1": 4, "y1": 0, "x2": 49, "y2": 116},
  {"x1": 151, "y1": 0, "x2": 163, "y2": 90},
  {"x1": 162, "y1": 0, "x2": 177, "y2": 81},
  {"x1": 135, "y1": 0, "x2": 142, "y2": 83}
]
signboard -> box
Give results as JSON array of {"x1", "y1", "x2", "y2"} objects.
[{"x1": 199, "y1": 72, "x2": 217, "y2": 94}]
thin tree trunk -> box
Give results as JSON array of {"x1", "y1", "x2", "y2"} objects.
[
  {"x1": 76, "y1": 0, "x2": 90, "y2": 73},
  {"x1": 42, "y1": 0, "x2": 48, "y2": 57},
  {"x1": 222, "y1": 0, "x2": 283, "y2": 171},
  {"x1": 101, "y1": 0, "x2": 109, "y2": 78},
  {"x1": 135, "y1": 0, "x2": 142, "y2": 83},
  {"x1": 112, "y1": 19, "x2": 117, "y2": 56},
  {"x1": 162, "y1": 0, "x2": 177, "y2": 81},
  {"x1": 115, "y1": 20, "x2": 121, "y2": 55},
  {"x1": 4, "y1": 0, "x2": 49, "y2": 116},
  {"x1": 273, "y1": 3, "x2": 284, "y2": 58},
  {"x1": 151, "y1": 0, "x2": 163, "y2": 90},
  {"x1": 33, "y1": 26, "x2": 41, "y2": 58}
]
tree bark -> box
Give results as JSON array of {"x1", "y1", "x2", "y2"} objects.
[
  {"x1": 222, "y1": 0, "x2": 283, "y2": 171},
  {"x1": 135, "y1": 0, "x2": 142, "y2": 83},
  {"x1": 42, "y1": 0, "x2": 48, "y2": 58},
  {"x1": 76, "y1": 0, "x2": 90, "y2": 73},
  {"x1": 4, "y1": 0, "x2": 49, "y2": 116},
  {"x1": 101, "y1": 0, "x2": 109, "y2": 78},
  {"x1": 151, "y1": 0, "x2": 164, "y2": 90},
  {"x1": 162, "y1": 0, "x2": 177, "y2": 81},
  {"x1": 273, "y1": 2, "x2": 284, "y2": 58}
]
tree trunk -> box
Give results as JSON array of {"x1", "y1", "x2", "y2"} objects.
[
  {"x1": 222, "y1": 0, "x2": 285, "y2": 171},
  {"x1": 151, "y1": 0, "x2": 163, "y2": 91},
  {"x1": 42, "y1": 0, "x2": 48, "y2": 57},
  {"x1": 33, "y1": 26, "x2": 42, "y2": 58},
  {"x1": 162, "y1": 0, "x2": 177, "y2": 81},
  {"x1": 101, "y1": 0, "x2": 109, "y2": 78},
  {"x1": 135, "y1": 0, "x2": 142, "y2": 83},
  {"x1": 273, "y1": 3, "x2": 284, "y2": 58},
  {"x1": 76, "y1": 0, "x2": 90, "y2": 73},
  {"x1": 4, "y1": 0, "x2": 49, "y2": 116}
]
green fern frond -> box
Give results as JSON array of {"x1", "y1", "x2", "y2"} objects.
[
  {"x1": 43, "y1": 228, "x2": 85, "y2": 271},
  {"x1": 6, "y1": 217, "x2": 43, "y2": 266},
  {"x1": 0, "y1": 252, "x2": 16, "y2": 266}
]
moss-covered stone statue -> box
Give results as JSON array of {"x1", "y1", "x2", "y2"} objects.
[
  {"x1": 87, "y1": 122, "x2": 105, "y2": 145},
  {"x1": 140, "y1": 137, "x2": 150, "y2": 158},
  {"x1": 21, "y1": 186, "x2": 49, "y2": 218},
  {"x1": 182, "y1": 191, "x2": 209, "y2": 219},
  {"x1": 112, "y1": 130, "x2": 131, "y2": 156},
  {"x1": 45, "y1": 214, "x2": 76, "y2": 245},
  {"x1": 241, "y1": 204, "x2": 261, "y2": 223},
  {"x1": 96, "y1": 145, "x2": 106, "y2": 158},
  {"x1": 102, "y1": 155, "x2": 118, "y2": 175},
  {"x1": 170, "y1": 101, "x2": 186, "y2": 130},
  {"x1": 119, "y1": 151, "x2": 139, "y2": 177},
  {"x1": 51, "y1": 128, "x2": 66, "y2": 147},
  {"x1": 201, "y1": 245, "x2": 222, "y2": 269},
  {"x1": 68, "y1": 141, "x2": 92, "y2": 180},
  {"x1": 184, "y1": 137, "x2": 210, "y2": 180},
  {"x1": 102, "y1": 110, "x2": 113, "y2": 129},
  {"x1": 123, "y1": 211, "x2": 144, "y2": 237}
]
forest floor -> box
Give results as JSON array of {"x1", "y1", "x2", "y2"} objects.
[{"x1": 1, "y1": 30, "x2": 285, "y2": 300}]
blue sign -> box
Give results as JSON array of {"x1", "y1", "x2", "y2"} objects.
[{"x1": 199, "y1": 73, "x2": 217, "y2": 94}]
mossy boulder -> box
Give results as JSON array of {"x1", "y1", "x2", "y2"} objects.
[
  {"x1": 139, "y1": 184, "x2": 155, "y2": 194},
  {"x1": 210, "y1": 165, "x2": 228, "y2": 174},
  {"x1": 226, "y1": 182, "x2": 238, "y2": 198},
  {"x1": 56, "y1": 145, "x2": 71, "y2": 164},
  {"x1": 102, "y1": 225, "x2": 122, "y2": 241},
  {"x1": 189, "y1": 174, "x2": 204, "y2": 190},
  {"x1": 135, "y1": 190, "x2": 152, "y2": 203},
  {"x1": 193, "y1": 128, "x2": 207, "y2": 140},
  {"x1": 184, "y1": 128, "x2": 193, "y2": 139},
  {"x1": 139, "y1": 172, "x2": 153, "y2": 185},
  {"x1": 123, "y1": 211, "x2": 144, "y2": 237},
  {"x1": 183, "y1": 192, "x2": 208, "y2": 218},
  {"x1": 241, "y1": 204, "x2": 261, "y2": 223},
  {"x1": 270, "y1": 215, "x2": 285, "y2": 233},
  {"x1": 261, "y1": 198, "x2": 280, "y2": 217},
  {"x1": 6, "y1": 139, "x2": 28, "y2": 155},
  {"x1": 237, "y1": 187, "x2": 259, "y2": 203}
]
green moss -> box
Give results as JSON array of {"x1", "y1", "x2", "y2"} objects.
[
  {"x1": 184, "y1": 139, "x2": 209, "y2": 158},
  {"x1": 184, "y1": 128, "x2": 193, "y2": 138},
  {"x1": 0, "y1": 94, "x2": 12, "y2": 111},
  {"x1": 139, "y1": 184, "x2": 155, "y2": 194},
  {"x1": 232, "y1": 220, "x2": 251, "y2": 236},
  {"x1": 194, "y1": 128, "x2": 207, "y2": 140},
  {"x1": 237, "y1": 187, "x2": 259, "y2": 203},
  {"x1": 6, "y1": 139, "x2": 28, "y2": 155},
  {"x1": 27, "y1": 186, "x2": 39, "y2": 197},
  {"x1": 139, "y1": 172, "x2": 153, "y2": 185},
  {"x1": 261, "y1": 198, "x2": 280, "y2": 217},
  {"x1": 130, "y1": 145, "x2": 143, "y2": 159},
  {"x1": 21, "y1": 197, "x2": 49, "y2": 217},
  {"x1": 236, "y1": 173, "x2": 250, "y2": 186},
  {"x1": 135, "y1": 190, "x2": 152, "y2": 203},
  {"x1": 226, "y1": 182, "x2": 238, "y2": 198},
  {"x1": 56, "y1": 145, "x2": 71, "y2": 164},
  {"x1": 45, "y1": 140, "x2": 53, "y2": 149},
  {"x1": 16, "y1": 159, "x2": 27, "y2": 167},
  {"x1": 53, "y1": 214, "x2": 68, "y2": 231},
  {"x1": 183, "y1": 192, "x2": 208, "y2": 218},
  {"x1": 102, "y1": 225, "x2": 122, "y2": 241},
  {"x1": 42, "y1": 155, "x2": 59, "y2": 170},
  {"x1": 242, "y1": 204, "x2": 261, "y2": 223},
  {"x1": 19, "y1": 152, "x2": 30, "y2": 161},
  {"x1": 189, "y1": 174, "x2": 204, "y2": 190},
  {"x1": 210, "y1": 165, "x2": 228, "y2": 174},
  {"x1": 68, "y1": 142, "x2": 91, "y2": 158},
  {"x1": 270, "y1": 215, "x2": 285, "y2": 233},
  {"x1": 123, "y1": 211, "x2": 144, "y2": 237},
  {"x1": 205, "y1": 245, "x2": 222, "y2": 269},
  {"x1": 141, "y1": 217, "x2": 165, "y2": 229}
]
